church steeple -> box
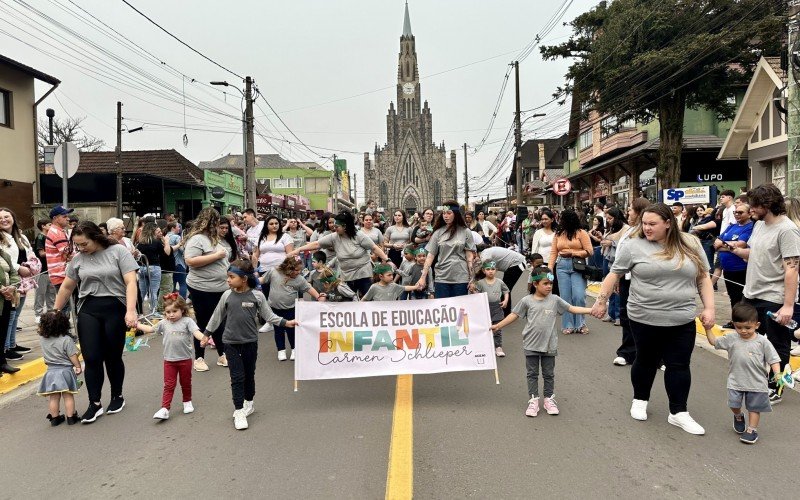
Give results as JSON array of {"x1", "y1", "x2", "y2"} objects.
[{"x1": 403, "y1": 1, "x2": 413, "y2": 37}]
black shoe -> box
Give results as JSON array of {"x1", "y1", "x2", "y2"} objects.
[
  {"x1": 107, "y1": 396, "x2": 125, "y2": 414},
  {"x1": 12, "y1": 344, "x2": 32, "y2": 354},
  {"x1": 768, "y1": 389, "x2": 782, "y2": 405},
  {"x1": 80, "y1": 403, "x2": 103, "y2": 424},
  {"x1": 47, "y1": 413, "x2": 65, "y2": 426},
  {"x1": 732, "y1": 414, "x2": 746, "y2": 434},
  {"x1": 66, "y1": 412, "x2": 80, "y2": 425},
  {"x1": 0, "y1": 363, "x2": 20, "y2": 374},
  {"x1": 4, "y1": 350, "x2": 23, "y2": 361},
  {"x1": 15, "y1": 326, "x2": 21, "y2": 331}
]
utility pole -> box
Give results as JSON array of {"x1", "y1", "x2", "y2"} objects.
[
  {"x1": 244, "y1": 77, "x2": 256, "y2": 209},
  {"x1": 463, "y1": 143, "x2": 469, "y2": 208},
  {"x1": 116, "y1": 101, "x2": 123, "y2": 218},
  {"x1": 788, "y1": 2, "x2": 800, "y2": 197},
  {"x1": 353, "y1": 173, "x2": 358, "y2": 208},
  {"x1": 513, "y1": 60, "x2": 522, "y2": 209}
]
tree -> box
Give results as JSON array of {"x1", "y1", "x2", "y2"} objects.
[
  {"x1": 37, "y1": 116, "x2": 106, "y2": 156},
  {"x1": 540, "y1": 0, "x2": 784, "y2": 187}
]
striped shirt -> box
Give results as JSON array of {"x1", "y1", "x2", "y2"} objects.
[{"x1": 45, "y1": 225, "x2": 70, "y2": 286}]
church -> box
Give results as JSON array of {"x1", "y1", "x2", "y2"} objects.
[{"x1": 364, "y1": 3, "x2": 457, "y2": 214}]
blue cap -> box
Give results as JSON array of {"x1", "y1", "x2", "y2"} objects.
[{"x1": 49, "y1": 205, "x2": 74, "y2": 218}]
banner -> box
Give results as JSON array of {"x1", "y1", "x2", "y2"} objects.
[
  {"x1": 294, "y1": 294, "x2": 497, "y2": 381},
  {"x1": 662, "y1": 186, "x2": 711, "y2": 205}
]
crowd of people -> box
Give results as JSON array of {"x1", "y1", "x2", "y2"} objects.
[{"x1": 3, "y1": 184, "x2": 799, "y2": 438}]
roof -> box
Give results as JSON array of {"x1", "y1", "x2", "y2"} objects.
[
  {"x1": 718, "y1": 56, "x2": 786, "y2": 160},
  {"x1": 566, "y1": 135, "x2": 725, "y2": 180},
  {"x1": 0, "y1": 54, "x2": 60, "y2": 85},
  {"x1": 77, "y1": 150, "x2": 204, "y2": 186},
  {"x1": 402, "y1": 1, "x2": 413, "y2": 37},
  {"x1": 198, "y1": 153, "x2": 296, "y2": 172}
]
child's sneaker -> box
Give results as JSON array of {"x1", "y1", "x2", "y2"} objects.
[
  {"x1": 153, "y1": 408, "x2": 169, "y2": 420},
  {"x1": 740, "y1": 429, "x2": 758, "y2": 444},
  {"x1": 183, "y1": 401, "x2": 194, "y2": 414},
  {"x1": 495, "y1": 347, "x2": 505, "y2": 357},
  {"x1": 233, "y1": 408, "x2": 248, "y2": 430},
  {"x1": 47, "y1": 413, "x2": 65, "y2": 426},
  {"x1": 243, "y1": 400, "x2": 254, "y2": 416},
  {"x1": 543, "y1": 396, "x2": 560, "y2": 415},
  {"x1": 525, "y1": 398, "x2": 539, "y2": 417},
  {"x1": 732, "y1": 414, "x2": 745, "y2": 434},
  {"x1": 66, "y1": 412, "x2": 79, "y2": 425}
]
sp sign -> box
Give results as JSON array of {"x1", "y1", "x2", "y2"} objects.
[
  {"x1": 553, "y1": 178, "x2": 572, "y2": 196},
  {"x1": 663, "y1": 186, "x2": 710, "y2": 205}
]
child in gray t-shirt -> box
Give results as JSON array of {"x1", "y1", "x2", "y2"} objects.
[
  {"x1": 137, "y1": 293, "x2": 205, "y2": 421},
  {"x1": 491, "y1": 266, "x2": 591, "y2": 418},
  {"x1": 473, "y1": 260, "x2": 510, "y2": 355},
  {"x1": 703, "y1": 302, "x2": 781, "y2": 444},
  {"x1": 362, "y1": 263, "x2": 421, "y2": 302}
]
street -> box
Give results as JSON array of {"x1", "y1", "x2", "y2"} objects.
[{"x1": 1, "y1": 280, "x2": 797, "y2": 499}]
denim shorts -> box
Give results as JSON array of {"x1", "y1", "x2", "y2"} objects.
[{"x1": 727, "y1": 389, "x2": 771, "y2": 413}]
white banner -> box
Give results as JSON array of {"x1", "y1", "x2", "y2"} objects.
[{"x1": 294, "y1": 294, "x2": 497, "y2": 381}]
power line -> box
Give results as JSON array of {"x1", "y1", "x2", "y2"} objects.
[{"x1": 119, "y1": 0, "x2": 244, "y2": 80}]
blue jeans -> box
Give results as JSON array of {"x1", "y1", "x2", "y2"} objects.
[
  {"x1": 173, "y1": 264, "x2": 188, "y2": 299},
  {"x1": 602, "y1": 258, "x2": 620, "y2": 320},
  {"x1": 700, "y1": 238, "x2": 714, "y2": 268},
  {"x1": 302, "y1": 252, "x2": 313, "y2": 271},
  {"x1": 138, "y1": 265, "x2": 162, "y2": 315},
  {"x1": 555, "y1": 258, "x2": 586, "y2": 330},
  {"x1": 591, "y1": 246, "x2": 603, "y2": 270},
  {"x1": 5, "y1": 295, "x2": 25, "y2": 349},
  {"x1": 434, "y1": 282, "x2": 469, "y2": 299}
]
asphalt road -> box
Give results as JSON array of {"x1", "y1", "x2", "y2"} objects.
[{"x1": 1, "y1": 280, "x2": 797, "y2": 499}]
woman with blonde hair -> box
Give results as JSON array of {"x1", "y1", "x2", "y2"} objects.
[
  {"x1": 592, "y1": 203, "x2": 714, "y2": 435},
  {"x1": 182, "y1": 207, "x2": 230, "y2": 371}
]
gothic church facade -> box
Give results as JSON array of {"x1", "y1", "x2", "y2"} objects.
[{"x1": 364, "y1": 3, "x2": 456, "y2": 214}]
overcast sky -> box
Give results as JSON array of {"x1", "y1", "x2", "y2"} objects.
[{"x1": 3, "y1": 0, "x2": 598, "y2": 202}]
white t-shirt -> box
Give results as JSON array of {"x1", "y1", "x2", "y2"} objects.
[
  {"x1": 720, "y1": 205, "x2": 735, "y2": 235},
  {"x1": 258, "y1": 233, "x2": 294, "y2": 271},
  {"x1": 246, "y1": 221, "x2": 264, "y2": 253}
]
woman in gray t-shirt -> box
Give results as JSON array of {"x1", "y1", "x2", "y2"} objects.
[
  {"x1": 416, "y1": 201, "x2": 477, "y2": 299},
  {"x1": 290, "y1": 211, "x2": 393, "y2": 298},
  {"x1": 54, "y1": 221, "x2": 139, "y2": 424},
  {"x1": 384, "y1": 210, "x2": 411, "y2": 268},
  {"x1": 182, "y1": 208, "x2": 230, "y2": 371},
  {"x1": 591, "y1": 203, "x2": 714, "y2": 436}
]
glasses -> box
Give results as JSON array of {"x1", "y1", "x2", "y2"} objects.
[{"x1": 733, "y1": 211, "x2": 746, "y2": 215}]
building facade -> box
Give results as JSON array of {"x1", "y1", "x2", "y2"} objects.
[
  {"x1": 0, "y1": 54, "x2": 59, "y2": 226},
  {"x1": 364, "y1": 4, "x2": 456, "y2": 214}
]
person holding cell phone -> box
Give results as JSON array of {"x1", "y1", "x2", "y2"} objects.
[{"x1": 713, "y1": 202, "x2": 754, "y2": 319}]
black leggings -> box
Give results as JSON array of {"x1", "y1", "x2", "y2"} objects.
[
  {"x1": 501, "y1": 265, "x2": 524, "y2": 316},
  {"x1": 0, "y1": 301, "x2": 11, "y2": 365},
  {"x1": 346, "y1": 277, "x2": 372, "y2": 299},
  {"x1": 273, "y1": 308, "x2": 295, "y2": 350},
  {"x1": 629, "y1": 319, "x2": 695, "y2": 414},
  {"x1": 616, "y1": 279, "x2": 636, "y2": 363},
  {"x1": 77, "y1": 297, "x2": 127, "y2": 403},
  {"x1": 188, "y1": 286, "x2": 226, "y2": 359},
  {"x1": 226, "y1": 342, "x2": 258, "y2": 410}
]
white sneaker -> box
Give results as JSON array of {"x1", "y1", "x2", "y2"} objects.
[
  {"x1": 243, "y1": 400, "x2": 254, "y2": 416},
  {"x1": 183, "y1": 401, "x2": 194, "y2": 414},
  {"x1": 233, "y1": 408, "x2": 248, "y2": 430},
  {"x1": 217, "y1": 354, "x2": 228, "y2": 367},
  {"x1": 630, "y1": 399, "x2": 648, "y2": 421},
  {"x1": 659, "y1": 365, "x2": 666, "y2": 372},
  {"x1": 495, "y1": 347, "x2": 506, "y2": 357},
  {"x1": 612, "y1": 356, "x2": 628, "y2": 366},
  {"x1": 194, "y1": 358, "x2": 209, "y2": 372},
  {"x1": 290, "y1": 350, "x2": 295, "y2": 361},
  {"x1": 153, "y1": 407, "x2": 169, "y2": 420},
  {"x1": 667, "y1": 412, "x2": 705, "y2": 435},
  {"x1": 277, "y1": 350, "x2": 287, "y2": 361},
  {"x1": 259, "y1": 323, "x2": 274, "y2": 334}
]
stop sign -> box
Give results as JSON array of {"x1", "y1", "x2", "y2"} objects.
[{"x1": 553, "y1": 178, "x2": 571, "y2": 196}]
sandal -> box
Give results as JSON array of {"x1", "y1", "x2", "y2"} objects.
[
  {"x1": 561, "y1": 328, "x2": 573, "y2": 335},
  {"x1": 577, "y1": 325, "x2": 590, "y2": 335}
]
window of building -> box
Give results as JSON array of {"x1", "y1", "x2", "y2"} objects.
[
  {"x1": 579, "y1": 129, "x2": 593, "y2": 150},
  {"x1": 600, "y1": 117, "x2": 616, "y2": 139},
  {"x1": 769, "y1": 159, "x2": 787, "y2": 194},
  {"x1": 304, "y1": 177, "x2": 329, "y2": 194},
  {"x1": 433, "y1": 180, "x2": 442, "y2": 207},
  {"x1": 0, "y1": 89, "x2": 10, "y2": 127},
  {"x1": 272, "y1": 177, "x2": 302, "y2": 189}
]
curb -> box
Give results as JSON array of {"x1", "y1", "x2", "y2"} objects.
[{"x1": 0, "y1": 357, "x2": 46, "y2": 395}]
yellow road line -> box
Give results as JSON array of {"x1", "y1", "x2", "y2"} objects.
[
  {"x1": 0, "y1": 357, "x2": 46, "y2": 395},
  {"x1": 385, "y1": 374, "x2": 413, "y2": 500}
]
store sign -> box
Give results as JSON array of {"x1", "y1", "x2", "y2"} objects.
[
  {"x1": 211, "y1": 186, "x2": 225, "y2": 199},
  {"x1": 663, "y1": 186, "x2": 710, "y2": 205},
  {"x1": 593, "y1": 177, "x2": 609, "y2": 198},
  {"x1": 611, "y1": 182, "x2": 629, "y2": 194}
]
